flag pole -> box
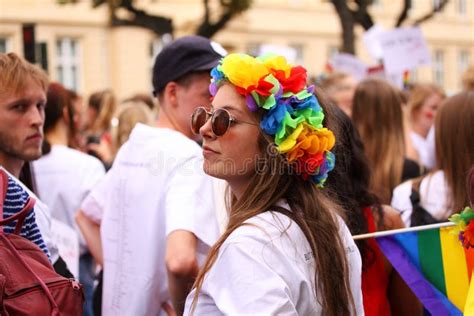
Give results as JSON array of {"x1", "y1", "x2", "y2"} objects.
[{"x1": 353, "y1": 222, "x2": 456, "y2": 240}]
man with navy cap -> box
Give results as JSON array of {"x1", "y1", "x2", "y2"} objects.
[{"x1": 76, "y1": 36, "x2": 225, "y2": 316}]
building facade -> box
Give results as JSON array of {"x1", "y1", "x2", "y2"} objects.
[{"x1": 1, "y1": 0, "x2": 472, "y2": 99}]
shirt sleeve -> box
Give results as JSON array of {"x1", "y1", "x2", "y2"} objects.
[
  {"x1": 391, "y1": 181, "x2": 414, "y2": 227},
  {"x1": 164, "y1": 157, "x2": 219, "y2": 247},
  {"x1": 80, "y1": 169, "x2": 112, "y2": 224},
  {"x1": 200, "y1": 236, "x2": 298, "y2": 315},
  {"x1": 336, "y1": 217, "x2": 364, "y2": 316}
]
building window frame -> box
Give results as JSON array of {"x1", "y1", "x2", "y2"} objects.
[
  {"x1": 458, "y1": 50, "x2": 470, "y2": 86},
  {"x1": 457, "y1": 0, "x2": 467, "y2": 15},
  {"x1": 0, "y1": 36, "x2": 12, "y2": 54},
  {"x1": 56, "y1": 37, "x2": 81, "y2": 92},
  {"x1": 433, "y1": 49, "x2": 445, "y2": 87}
]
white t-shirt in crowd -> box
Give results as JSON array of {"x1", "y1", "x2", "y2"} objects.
[
  {"x1": 391, "y1": 170, "x2": 450, "y2": 227},
  {"x1": 410, "y1": 127, "x2": 436, "y2": 170},
  {"x1": 33, "y1": 144, "x2": 105, "y2": 254},
  {"x1": 184, "y1": 207, "x2": 364, "y2": 316},
  {"x1": 80, "y1": 124, "x2": 220, "y2": 316},
  {"x1": 1, "y1": 166, "x2": 59, "y2": 262}
]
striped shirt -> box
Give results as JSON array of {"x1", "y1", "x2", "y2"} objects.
[{"x1": 2, "y1": 174, "x2": 51, "y2": 259}]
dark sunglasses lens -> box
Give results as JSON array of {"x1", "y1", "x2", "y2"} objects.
[
  {"x1": 191, "y1": 107, "x2": 208, "y2": 134},
  {"x1": 212, "y1": 109, "x2": 230, "y2": 136}
]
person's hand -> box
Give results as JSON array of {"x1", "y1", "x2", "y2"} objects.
[{"x1": 161, "y1": 302, "x2": 177, "y2": 316}]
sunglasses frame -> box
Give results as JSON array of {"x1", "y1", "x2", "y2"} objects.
[{"x1": 191, "y1": 106, "x2": 257, "y2": 137}]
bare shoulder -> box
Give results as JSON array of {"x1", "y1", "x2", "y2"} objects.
[{"x1": 381, "y1": 205, "x2": 405, "y2": 230}]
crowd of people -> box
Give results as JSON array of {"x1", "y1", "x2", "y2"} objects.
[{"x1": 0, "y1": 34, "x2": 473, "y2": 316}]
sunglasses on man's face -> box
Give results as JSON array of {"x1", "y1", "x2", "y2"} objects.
[{"x1": 191, "y1": 106, "x2": 257, "y2": 137}]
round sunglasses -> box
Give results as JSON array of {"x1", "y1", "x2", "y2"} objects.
[{"x1": 191, "y1": 106, "x2": 257, "y2": 137}]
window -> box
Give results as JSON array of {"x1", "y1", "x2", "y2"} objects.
[
  {"x1": 457, "y1": 0, "x2": 467, "y2": 15},
  {"x1": 0, "y1": 37, "x2": 11, "y2": 53},
  {"x1": 458, "y1": 50, "x2": 470, "y2": 85},
  {"x1": 56, "y1": 38, "x2": 80, "y2": 91},
  {"x1": 433, "y1": 50, "x2": 445, "y2": 86}
]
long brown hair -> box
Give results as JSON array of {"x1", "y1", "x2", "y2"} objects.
[
  {"x1": 191, "y1": 98, "x2": 355, "y2": 315},
  {"x1": 352, "y1": 78, "x2": 405, "y2": 204},
  {"x1": 435, "y1": 91, "x2": 474, "y2": 213},
  {"x1": 88, "y1": 89, "x2": 117, "y2": 134}
]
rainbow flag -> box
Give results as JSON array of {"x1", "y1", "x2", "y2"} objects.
[{"x1": 376, "y1": 225, "x2": 474, "y2": 315}]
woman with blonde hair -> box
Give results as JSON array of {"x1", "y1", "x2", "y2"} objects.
[
  {"x1": 112, "y1": 101, "x2": 155, "y2": 154},
  {"x1": 406, "y1": 83, "x2": 445, "y2": 169},
  {"x1": 352, "y1": 78, "x2": 422, "y2": 204},
  {"x1": 184, "y1": 53, "x2": 364, "y2": 315},
  {"x1": 392, "y1": 91, "x2": 474, "y2": 226}
]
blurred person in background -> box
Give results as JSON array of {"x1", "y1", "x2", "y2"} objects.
[
  {"x1": 32, "y1": 82, "x2": 106, "y2": 316},
  {"x1": 123, "y1": 92, "x2": 156, "y2": 111},
  {"x1": 84, "y1": 89, "x2": 117, "y2": 169},
  {"x1": 462, "y1": 65, "x2": 474, "y2": 92},
  {"x1": 406, "y1": 83, "x2": 445, "y2": 170},
  {"x1": 82, "y1": 99, "x2": 156, "y2": 167},
  {"x1": 352, "y1": 78, "x2": 423, "y2": 204},
  {"x1": 318, "y1": 72, "x2": 357, "y2": 117},
  {"x1": 112, "y1": 100, "x2": 155, "y2": 152},
  {"x1": 66, "y1": 88, "x2": 87, "y2": 151},
  {"x1": 392, "y1": 91, "x2": 474, "y2": 227},
  {"x1": 324, "y1": 103, "x2": 422, "y2": 316}
]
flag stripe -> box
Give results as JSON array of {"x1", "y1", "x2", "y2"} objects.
[
  {"x1": 464, "y1": 247, "x2": 474, "y2": 283},
  {"x1": 440, "y1": 227, "x2": 469, "y2": 310},
  {"x1": 418, "y1": 229, "x2": 447, "y2": 295},
  {"x1": 394, "y1": 231, "x2": 420, "y2": 270},
  {"x1": 377, "y1": 235, "x2": 461, "y2": 315},
  {"x1": 465, "y1": 272, "x2": 474, "y2": 314}
]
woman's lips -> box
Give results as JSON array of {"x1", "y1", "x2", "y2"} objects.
[{"x1": 202, "y1": 145, "x2": 219, "y2": 157}]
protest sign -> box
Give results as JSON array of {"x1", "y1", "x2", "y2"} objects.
[
  {"x1": 51, "y1": 218, "x2": 80, "y2": 278},
  {"x1": 329, "y1": 53, "x2": 368, "y2": 81},
  {"x1": 378, "y1": 27, "x2": 431, "y2": 74}
]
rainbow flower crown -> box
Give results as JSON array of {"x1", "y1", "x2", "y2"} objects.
[{"x1": 210, "y1": 53, "x2": 336, "y2": 187}]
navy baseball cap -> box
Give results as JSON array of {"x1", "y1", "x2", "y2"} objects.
[{"x1": 152, "y1": 35, "x2": 226, "y2": 95}]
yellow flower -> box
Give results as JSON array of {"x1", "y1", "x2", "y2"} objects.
[
  {"x1": 220, "y1": 54, "x2": 268, "y2": 90},
  {"x1": 278, "y1": 123, "x2": 304, "y2": 153},
  {"x1": 259, "y1": 54, "x2": 292, "y2": 78},
  {"x1": 285, "y1": 126, "x2": 335, "y2": 161}
]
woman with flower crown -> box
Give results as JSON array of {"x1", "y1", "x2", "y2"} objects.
[{"x1": 183, "y1": 53, "x2": 364, "y2": 315}]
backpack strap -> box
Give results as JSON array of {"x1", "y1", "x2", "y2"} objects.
[
  {"x1": 409, "y1": 175, "x2": 439, "y2": 227},
  {"x1": 0, "y1": 169, "x2": 37, "y2": 235},
  {"x1": 0, "y1": 197, "x2": 36, "y2": 233},
  {"x1": 0, "y1": 169, "x2": 8, "y2": 220}
]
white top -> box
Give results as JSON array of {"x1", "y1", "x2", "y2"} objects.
[
  {"x1": 1, "y1": 166, "x2": 59, "y2": 262},
  {"x1": 33, "y1": 144, "x2": 105, "y2": 254},
  {"x1": 184, "y1": 209, "x2": 364, "y2": 316},
  {"x1": 391, "y1": 170, "x2": 450, "y2": 227},
  {"x1": 81, "y1": 124, "x2": 220, "y2": 316},
  {"x1": 410, "y1": 128, "x2": 436, "y2": 170}
]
